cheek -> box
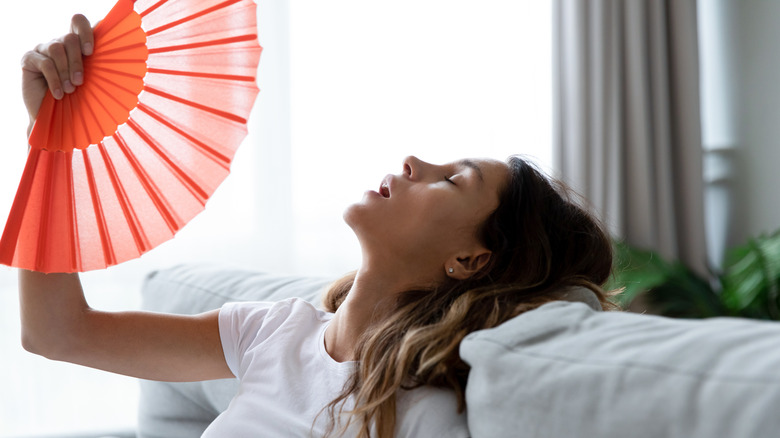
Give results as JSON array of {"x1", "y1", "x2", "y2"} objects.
[
  {"x1": 345, "y1": 189, "x2": 484, "y2": 252},
  {"x1": 402, "y1": 206, "x2": 479, "y2": 251}
]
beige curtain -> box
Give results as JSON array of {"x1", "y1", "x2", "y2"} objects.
[{"x1": 553, "y1": 0, "x2": 708, "y2": 276}]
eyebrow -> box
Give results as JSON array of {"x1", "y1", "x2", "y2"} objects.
[{"x1": 456, "y1": 159, "x2": 484, "y2": 183}]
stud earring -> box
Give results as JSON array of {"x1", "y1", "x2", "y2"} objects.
[{"x1": 448, "y1": 267, "x2": 454, "y2": 273}]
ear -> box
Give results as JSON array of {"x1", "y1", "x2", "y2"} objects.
[{"x1": 444, "y1": 249, "x2": 492, "y2": 280}]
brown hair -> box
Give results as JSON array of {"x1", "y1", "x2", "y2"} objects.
[{"x1": 321, "y1": 156, "x2": 615, "y2": 436}]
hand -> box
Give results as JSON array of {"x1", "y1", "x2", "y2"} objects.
[{"x1": 21, "y1": 14, "x2": 94, "y2": 127}]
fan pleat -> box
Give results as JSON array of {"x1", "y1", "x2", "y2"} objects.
[
  {"x1": 95, "y1": 42, "x2": 148, "y2": 60},
  {"x1": 96, "y1": 7, "x2": 143, "y2": 48},
  {"x1": 70, "y1": 92, "x2": 91, "y2": 150},
  {"x1": 54, "y1": 97, "x2": 67, "y2": 150},
  {"x1": 48, "y1": 152, "x2": 77, "y2": 271},
  {"x1": 138, "y1": 0, "x2": 246, "y2": 28},
  {"x1": 92, "y1": 71, "x2": 143, "y2": 106},
  {"x1": 47, "y1": 152, "x2": 74, "y2": 271},
  {"x1": 35, "y1": 152, "x2": 56, "y2": 270},
  {"x1": 27, "y1": 99, "x2": 52, "y2": 151},
  {"x1": 127, "y1": 119, "x2": 209, "y2": 203},
  {"x1": 60, "y1": 96, "x2": 76, "y2": 151},
  {"x1": 97, "y1": 142, "x2": 150, "y2": 255},
  {"x1": 65, "y1": 151, "x2": 81, "y2": 270},
  {"x1": 97, "y1": 28, "x2": 143, "y2": 54},
  {"x1": 91, "y1": 71, "x2": 145, "y2": 107},
  {"x1": 0, "y1": 150, "x2": 40, "y2": 266},
  {"x1": 143, "y1": 2, "x2": 257, "y2": 50},
  {"x1": 137, "y1": 103, "x2": 231, "y2": 169},
  {"x1": 137, "y1": 91, "x2": 248, "y2": 162},
  {"x1": 139, "y1": 0, "x2": 169, "y2": 19},
  {"x1": 70, "y1": 152, "x2": 100, "y2": 269},
  {"x1": 88, "y1": 78, "x2": 135, "y2": 126},
  {"x1": 23, "y1": 152, "x2": 54, "y2": 269},
  {"x1": 147, "y1": 68, "x2": 254, "y2": 82},
  {"x1": 147, "y1": 35, "x2": 258, "y2": 55},
  {"x1": 92, "y1": 65, "x2": 147, "y2": 81},
  {"x1": 143, "y1": 85, "x2": 248, "y2": 124},
  {"x1": 66, "y1": 158, "x2": 80, "y2": 271},
  {"x1": 116, "y1": 122, "x2": 202, "y2": 230},
  {"x1": 81, "y1": 150, "x2": 116, "y2": 267},
  {"x1": 22, "y1": 150, "x2": 79, "y2": 272},
  {"x1": 149, "y1": 46, "x2": 259, "y2": 77},
  {"x1": 111, "y1": 132, "x2": 180, "y2": 236},
  {"x1": 145, "y1": 0, "x2": 243, "y2": 37},
  {"x1": 144, "y1": 52, "x2": 260, "y2": 117},
  {"x1": 79, "y1": 86, "x2": 114, "y2": 146}
]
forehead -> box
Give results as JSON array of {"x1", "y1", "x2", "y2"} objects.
[{"x1": 453, "y1": 158, "x2": 509, "y2": 189}]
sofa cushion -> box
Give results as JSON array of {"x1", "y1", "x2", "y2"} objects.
[
  {"x1": 460, "y1": 301, "x2": 780, "y2": 438},
  {"x1": 140, "y1": 264, "x2": 329, "y2": 314},
  {"x1": 136, "y1": 264, "x2": 332, "y2": 438},
  {"x1": 136, "y1": 265, "x2": 606, "y2": 437}
]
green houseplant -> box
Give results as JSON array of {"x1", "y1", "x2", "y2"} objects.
[{"x1": 607, "y1": 229, "x2": 780, "y2": 320}]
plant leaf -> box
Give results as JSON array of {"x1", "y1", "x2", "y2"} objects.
[{"x1": 607, "y1": 240, "x2": 675, "y2": 307}]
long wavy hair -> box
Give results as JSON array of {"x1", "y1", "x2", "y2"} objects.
[{"x1": 320, "y1": 156, "x2": 616, "y2": 437}]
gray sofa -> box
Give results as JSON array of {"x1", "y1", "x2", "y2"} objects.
[{"x1": 137, "y1": 264, "x2": 780, "y2": 438}]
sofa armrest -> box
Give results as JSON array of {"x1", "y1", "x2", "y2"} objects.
[{"x1": 461, "y1": 301, "x2": 780, "y2": 438}]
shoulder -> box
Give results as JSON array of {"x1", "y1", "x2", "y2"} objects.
[
  {"x1": 218, "y1": 298, "x2": 333, "y2": 378},
  {"x1": 395, "y1": 386, "x2": 470, "y2": 438},
  {"x1": 221, "y1": 297, "x2": 330, "y2": 327},
  {"x1": 219, "y1": 298, "x2": 331, "y2": 348}
]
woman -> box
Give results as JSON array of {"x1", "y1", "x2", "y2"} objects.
[{"x1": 19, "y1": 15, "x2": 615, "y2": 437}]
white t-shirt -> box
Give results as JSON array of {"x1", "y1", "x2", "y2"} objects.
[{"x1": 201, "y1": 298, "x2": 470, "y2": 437}]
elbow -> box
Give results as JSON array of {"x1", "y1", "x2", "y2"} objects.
[
  {"x1": 21, "y1": 330, "x2": 49, "y2": 358},
  {"x1": 21, "y1": 328, "x2": 61, "y2": 360},
  {"x1": 20, "y1": 320, "x2": 82, "y2": 361}
]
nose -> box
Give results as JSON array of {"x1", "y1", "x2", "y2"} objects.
[{"x1": 402, "y1": 155, "x2": 428, "y2": 180}]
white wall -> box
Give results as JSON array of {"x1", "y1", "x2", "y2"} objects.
[
  {"x1": 699, "y1": 0, "x2": 741, "y2": 268},
  {"x1": 729, "y1": 1, "x2": 780, "y2": 243},
  {"x1": 700, "y1": 0, "x2": 780, "y2": 249}
]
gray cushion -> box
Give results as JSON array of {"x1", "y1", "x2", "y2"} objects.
[
  {"x1": 460, "y1": 300, "x2": 780, "y2": 438},
  {"x1": 135, "y1": 265, "x2": 617, "y2": 437},
  {"x1": 136, "y1": 264, "x2": 332, "y2": 438}
]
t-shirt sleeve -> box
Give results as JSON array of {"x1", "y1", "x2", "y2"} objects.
[{"x1": 218, "y1": 301, "x2": 275, "y2": 378}]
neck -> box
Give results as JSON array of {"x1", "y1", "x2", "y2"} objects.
[{"x1": 323, "y1": 261, "x2": 429, "y2": 362}]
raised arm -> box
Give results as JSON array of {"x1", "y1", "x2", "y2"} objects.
[
  {"x1": 19, "y1": 270, "x2": 231, "y2": 381},
  {"x1": 18, "y1": 15, "x2": 232, "y2": 382}
]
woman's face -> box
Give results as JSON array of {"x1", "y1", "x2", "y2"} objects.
[{"x1": 344, "y1": 156, "x2": 509, "y2": 278}]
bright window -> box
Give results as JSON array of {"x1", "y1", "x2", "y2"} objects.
[
  {"x1": 0, "y1": 1, "x2": 551, "y2": 435},
  {"x1": 288, "y1": 0, "x2": 553, "y2": 274}
]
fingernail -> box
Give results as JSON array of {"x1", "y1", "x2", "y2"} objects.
[
  {"x1": 53, "y1": 89, "x2": 64, "y2": 100},
  {"x1": 63, "y1": 80, "x2": 75, "y2": 94},
  {"x1": 73, "y1": 72, "x2": 84, "y2": 86},
  {"x1": 83, "y1": 43, "x2": 93, "y2": 56}
]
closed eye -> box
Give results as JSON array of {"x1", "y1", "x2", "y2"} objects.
[{"x1": 444, "y1": 176, "x2": 456, "y2": 185}]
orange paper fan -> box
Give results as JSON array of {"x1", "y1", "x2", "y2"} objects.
[{"x1": 0, "y1": 0, "x2": 262, "y2": 273}]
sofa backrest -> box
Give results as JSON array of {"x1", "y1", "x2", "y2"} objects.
[{"x1": 139, "y1": 264, "x2": 780, "y2": 438}]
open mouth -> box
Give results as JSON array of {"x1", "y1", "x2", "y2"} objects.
[{"x1": 379, "y1": 179, "x2": 391, "y2": 198}]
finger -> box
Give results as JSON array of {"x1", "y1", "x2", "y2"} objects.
[
  {"x1": 71, "y1": 14, "x2": 94, "y2": 56},
  {"x1": 40, "y1": 41, "x2": 73, "y2": 95},
  {"x1": 62, "y1": 33, "x2": 83, "y2": 88},
  {"x1": 24, "y1": 50, "x2": 64, "y2": 100}
]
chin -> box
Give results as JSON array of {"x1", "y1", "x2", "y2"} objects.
[
  {"x1": 342, "y1": 202, "x2": 388, "y2": 250},
  {"x1": 342, "y1": 202, "x2": 362, "y2": 232}
]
